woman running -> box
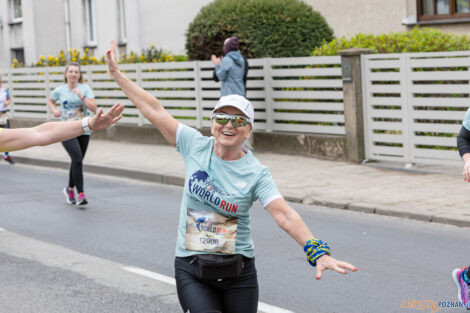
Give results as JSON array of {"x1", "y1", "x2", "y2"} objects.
[
  {"x1": 107, "y1": 40, "x2": 357, "y2": 313},
  {"x1": 48, "y1": 62, "x2": 97, "y2": 206}
]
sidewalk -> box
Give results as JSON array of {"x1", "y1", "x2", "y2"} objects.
[{"x1": 7, "y1": 139, "x2": 470, "y2": 227}]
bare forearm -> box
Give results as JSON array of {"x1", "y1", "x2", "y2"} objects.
[
  {"x1": 83, "y1": 98, "x2": 97, "y2": 113},
  {"x1": 0, "y1": 121, "x2": 83, "y2": 152},
  {"x1": 276, "y1": 209, "x2": 314, "y2": 246},
  {"x1": 113, "y1": 71, "x2": 163, "y2": 117}
]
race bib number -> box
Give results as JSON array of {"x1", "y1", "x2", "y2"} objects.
[
  {"x1": 64, "y1": 109, "x2": 84, "y2": 121},
  {"x1": 185, "y1": 208, "x2": 237, "y2": 254}
]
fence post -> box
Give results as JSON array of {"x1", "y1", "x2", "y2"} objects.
[
  {"x1": 263, "y1": 58, "x2": 273, "y2": 132},
  {"x1": 338, "y1": 48, "x2": 374, "y2": 163},
  {"x1": 136, "y1": 63, "x2": 144, "y2": 126},
  {"x1": 194, "y1": 61, "x2": 202, "y2": 129},
  {"x1": 7, "y1": 68, "x2": 14, "y2": 118},
  {"x1": 45, "y1": 67, "x2": 51, "y2": 120}
]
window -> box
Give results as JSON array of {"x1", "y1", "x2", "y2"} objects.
[
  {"x1": 10, "y1": 0, "x2": 22, "y2": 23},
  {"x1": 117, "y1": 0, "x2": 127, "y2": 44},
  {"x1": 11, "y1": 48, "x2": 24, "y2": 65},
  {"x1": 417, "y1": 0, "x2": 470, "y2": 21},
  {"x1": 85, "y1": 0, "x2": 97, "y2": 46}
]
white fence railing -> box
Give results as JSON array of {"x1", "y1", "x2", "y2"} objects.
[
  {"x1": 0, "y1": 56, "x2": 345, "y2": 135},
  {"x1": 362, "y1": 51, "x2": 470, "y2": 164}
]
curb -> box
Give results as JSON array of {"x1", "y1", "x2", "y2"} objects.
[{"x1": 13, "y1": 156, "x2": 470, "y2": 228}]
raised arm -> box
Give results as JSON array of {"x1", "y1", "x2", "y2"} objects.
[
  {"x1": 0, "y1": 102, "x2": 124, "y2": 152},
  {"x1": 266, "y1": 198, "x2": 357, "y2": 279},
  {"x1": 107, "y1": 40, "x2": 178, "y2": 147}
]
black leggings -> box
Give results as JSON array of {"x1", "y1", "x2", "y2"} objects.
[
  {"x1": 174, "y1": 256, "x2": 259, "y2": 313},
  {"x1": 61, "y1": 135, "x2": 90, "y2": 193}
]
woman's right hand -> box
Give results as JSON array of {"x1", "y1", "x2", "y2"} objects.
[
  {"x1": 106, "y1": 40, "x2": 120, "y2": 79},
  {"x1": 463, "y1": 158, "x2": 470, "y2": 182}
]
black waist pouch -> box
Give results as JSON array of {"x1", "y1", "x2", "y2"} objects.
[{"x1": 191, "y1": 254, "x2": 244, "y2": 280}]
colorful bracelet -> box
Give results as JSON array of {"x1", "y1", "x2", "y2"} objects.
[{"x1": 303, "y1": 238, "x2": 331, "y2": 267}]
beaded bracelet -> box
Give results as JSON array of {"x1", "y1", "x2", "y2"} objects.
[{"x1": 303, "y1": 238, "x2": 331, "y2": 267}]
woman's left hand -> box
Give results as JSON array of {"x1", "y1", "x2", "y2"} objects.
[{"x1": 314, "y1": 254, "x2": 357, "y2": 280}]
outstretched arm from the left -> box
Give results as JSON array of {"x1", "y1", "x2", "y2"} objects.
[
  {"x1": 0, "y1": 102, "x2": 123, "y2": 152},
  {"x1": 266, "y1": 198, "x2": 357, "y2": 279}
]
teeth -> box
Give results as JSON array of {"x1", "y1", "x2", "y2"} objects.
[{"x1": 222, "y1": 132, "x2": 234, "y2": 136}]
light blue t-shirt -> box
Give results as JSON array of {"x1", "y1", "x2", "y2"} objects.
[
  {"x1": 175, "y1": 124, "x2": 282, "y2": 258},
  {"x1": 51, "y1": 83, "x2": 94, "y2": 122}
]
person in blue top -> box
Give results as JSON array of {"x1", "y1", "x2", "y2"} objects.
[
  {"x1": 0, "y1": 75, "x2": 14, "y2": 164},
  {"x1": 211, "y1": 36, "x2": 248, "y2": 97},
  {"x1": 454, "y1": 109, "x2": 470, "y2": 310},
  {"x1": 107, "y1": 40, "x2": 357, "y2": 313},
  {"x1": 48, "y1": 62, "x2": 97, "y2": 206}
]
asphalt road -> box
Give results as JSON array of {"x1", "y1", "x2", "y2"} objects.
[{"x1": 1, "y1": 162, "x2": 469, "y2": 313}]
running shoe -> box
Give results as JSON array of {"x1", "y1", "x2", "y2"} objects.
[
  {"x1": 77, "y1": 193, "x2": 88, "y2": 206},
  {"x1": 3, "y1": 155, "x2": 15, "y2": 164},
  {"x1": 63, "y1": 187, "x2": 76, "y2": 205},
  {"x1": 452, "y1": 267, "x2": 470, "y2": 310}
]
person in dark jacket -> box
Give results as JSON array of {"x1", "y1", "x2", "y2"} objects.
[{"x1": 211, "y1": 37, "x2": 248, "y2": 97}]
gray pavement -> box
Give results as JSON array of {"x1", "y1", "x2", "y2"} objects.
[{"x1": 6, "y1": 138, "x2": 470, "y2": 227}]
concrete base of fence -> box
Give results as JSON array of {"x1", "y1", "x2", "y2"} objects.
[{"x1": 10, "y1": 118, "x2": 347, "y2": 160}]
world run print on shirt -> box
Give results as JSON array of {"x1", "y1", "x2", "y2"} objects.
[{"x1": 188, "y1": 170, "x2": 239, "y2": 214}]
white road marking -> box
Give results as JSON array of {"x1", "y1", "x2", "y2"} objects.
[{"x1": 122, "y1": 265, "x2": 295, "y2": 313}]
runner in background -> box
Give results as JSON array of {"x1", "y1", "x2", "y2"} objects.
[
  {"x1": 107, "y1": 39, "x2": 357, "y2": 313},
  {"x1": 0, "y1": 75, "x2": 14, "y2": 164},
  {"x1": 48, "y1": 62, "x2": 97, "y2": 206}
]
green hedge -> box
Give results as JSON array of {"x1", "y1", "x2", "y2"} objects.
[
  {"x1": 186, "y1": 0, "x2": 333, "y2": 60},
  {"x1": 312, "y1": 27, "x2": 470, "y2": 56}
]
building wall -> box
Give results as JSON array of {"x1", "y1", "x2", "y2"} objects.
[
  {"x1": 307, "y1": 0, "x2": 409, "y2": 37},
  {"x1": 2, "y1": 0, "x2": 470, "y2": 69}
]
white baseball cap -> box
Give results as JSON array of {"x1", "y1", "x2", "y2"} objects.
[{"x1": 212, "y1": 94, "x2": 254, "y2": 125}]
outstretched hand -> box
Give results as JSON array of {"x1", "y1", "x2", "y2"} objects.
[
  {"x1": 106, "y1": 40, "x2": 120, "y2": 79},
  {"x1": 314, "y1": 254, "x2": 357, "y2": 280},
  {"x1": 88, "y1": 102, "x2": 124, "y2": 131}
]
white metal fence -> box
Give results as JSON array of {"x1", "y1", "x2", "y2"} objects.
[
  {"x1": 0, "y1": 56, "x2": 345, "y2": 134},
  {"x1": 362, "y1": 51, "x2": 470, "y2": 164}
]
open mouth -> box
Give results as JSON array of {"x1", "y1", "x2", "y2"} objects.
[{"x1": 222, "y1": 131, "x2": 235, "y2": 136}]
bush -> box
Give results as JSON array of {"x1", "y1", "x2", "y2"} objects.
[
  {"x1": 312, "y1": 27, "x2": 470, "y2": 56},
  {"x1": 12, "y1": 45, "x2": 187, "y2": 68},
  {"x1": 186, "y1": 0, "x2": 333, "y2": 60}
]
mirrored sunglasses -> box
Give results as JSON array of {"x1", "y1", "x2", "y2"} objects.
[{"x1": 212, "y1": 113, "x2": 249, "y2": 128}]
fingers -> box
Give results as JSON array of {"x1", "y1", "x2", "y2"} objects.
[
  {"x1": 315, "y1": 268, "x2": 323, "y2": 280},
  {"x1": 337, "y1": 261, "x2": 358, "y2": 272},
  {"x1": 95, "y1": 108, "x2": 103, "y2": 118}
]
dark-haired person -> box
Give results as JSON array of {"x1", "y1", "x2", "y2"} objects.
[
  {"x1": 107, "y1": 40, "x2": 357, "y2": 313},
  {"x1": 48, "y1": 62, "x2": 97, "y2": 206},
  {"x1": 0, "y1": 103, "x2": 123, "y2": 153},
  {"x1": 0, "y1": 75, "x2": 14, "y2": 164},
  {"x1": 211, "y1": 36, "x2": 248, "y2": 97}
]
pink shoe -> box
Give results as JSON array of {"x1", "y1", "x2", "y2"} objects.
[
  {"x1": 77, "y1": 193, "x2": 88, "y2": 206},
  {"x1": 452, "y1": 267, "x2": 470, "y2": 310},
  {"x1": 63, "y1": 188, "x2": 75, "y2": 205}
]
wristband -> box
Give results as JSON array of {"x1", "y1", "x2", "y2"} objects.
[
  {"x1": 82, "y1": 117, "x2": 92, "y2": 133},
  {"x1": 304, "y1": 238, "x2": 330, "y2": 267}
]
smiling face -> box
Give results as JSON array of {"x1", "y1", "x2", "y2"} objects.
[
  {"x1": 211, "y1": 106, "x2": 252, "y2": 150},
  {"x1": 64, "y1": 64, "x2": 82, "y2": 84}
]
